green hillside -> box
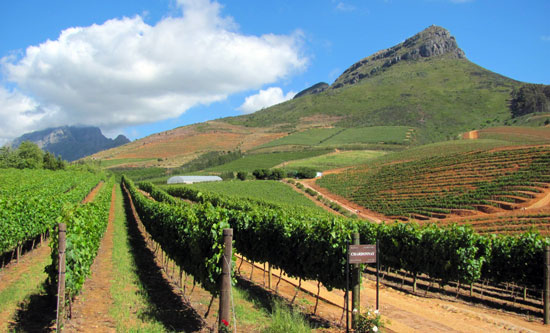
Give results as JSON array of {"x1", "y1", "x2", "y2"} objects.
[{"x1": 226, "y1": 57, "x2": 519, "y2": 144}]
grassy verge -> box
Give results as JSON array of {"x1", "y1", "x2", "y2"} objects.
[
  {"x1": 229, "y1": 286, "x2": 312, "y2": 332},
  {"x1": 0, "y1": 247, "x2": 51, "y2": 331},
  {"x1": 263, "y1": 300, "x2": 311, "y2": 333},
  {"x1": 110, "y1": 184, "x2": 167, "y2": 331}
]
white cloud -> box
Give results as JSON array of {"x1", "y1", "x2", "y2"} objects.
[
  {"x1": 0, "y1": 86, "x2": 45, "y2": 145},
  {"x1": 335, "y1": 2, "x2": 356, "y2": 12},
  {"x1": 0, "y1": 0, "x2": 307, "y2": 141},
  {"x1": 238, "y1": 87, "x2": 296, "y2": 114}
]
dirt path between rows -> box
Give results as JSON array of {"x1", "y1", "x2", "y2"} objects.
[
  {"x1": 527, "y1": 187, "x2": 550, "y2": 209},
  {"x1": 82, "y1": 181, "x2": 104, "y2": 204},
  {"x1": 64, "y1": 184, "x2": 117, "y2": 332}
]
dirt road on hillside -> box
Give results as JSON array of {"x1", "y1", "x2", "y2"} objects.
[{"x1": 297, "y1": 178, "x2": 385, "y2": 222}]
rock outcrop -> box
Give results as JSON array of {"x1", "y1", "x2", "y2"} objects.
[
  {"x1": 293, "y1": 82, "x2": 329, "y2": 99},
  {"x1": 332, "y1": 25, "x2": 466, "y2": 89}
]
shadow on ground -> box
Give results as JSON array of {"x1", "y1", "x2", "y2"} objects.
[
  {"x1": 123, "y1": 187, "x2": 205, "y2": 332},
  {"x1": 9, "y1": 286, "x2": 56, "y2": 332},
  {"x1": 235, "y1": 276, "x2": 332, "y2": 329}
]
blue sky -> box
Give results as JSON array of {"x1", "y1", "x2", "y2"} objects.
[{"x1": 1, "y1": 0, "x2": 548, "y2": 143}]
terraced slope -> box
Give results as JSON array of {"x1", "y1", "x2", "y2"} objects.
[{"x1": 317, "y1": 146, "x2": 550, "y2": 222}]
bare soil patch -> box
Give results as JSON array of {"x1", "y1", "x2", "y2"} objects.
[
  {"x1": 237, "y1": 257, "x2": 547, "y2": 332},
  {"x1": 81, "y1": 181, "x2": 104, "y2": 204},
  {"x1": 463, "y1": 130, "x2": 479, "y2": 139}
]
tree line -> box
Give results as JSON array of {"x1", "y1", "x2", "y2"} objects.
[
  {"x1": 510, "y1": 84, "x2": 550, "y2": 118},
  {"x1": 0, "y1": 141, "x2": 66, "y2": 170}
]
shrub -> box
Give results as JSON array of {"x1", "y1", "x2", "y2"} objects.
[
  {"x1": 269, "y1": 168, "x2": 286, "y2": 180},
  {"x1": 295, "y1": 167, "x2": 317, "y2": 179},
  {"x1": 221, "y1": 171, "x2": 235, "y2": 180},
  {"x1": 237, "y1": 171, "x2": 248, "y2": 181},
  {"x1": 253, "y1": 168, "x2": 270, "y2": 180},
  {"x1": 355, "y1": 308, "x2": 385, "y2": 333}
]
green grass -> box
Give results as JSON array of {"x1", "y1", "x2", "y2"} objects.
[
  {"x1": 205, "y1": 150, "x2": 330, "y2": 173},
  {"x1": 282, "y1": 150, "x2": 387, "y2": 171},
  {"x1": 170, "y1": 180, "x2": 323, "y2": 210},
  {"x1": 258, "y1": 128, "x2": 343, "y2": 148},
  {"x1": 100, "y1": 158, "x2": 157, "y2": 168},
  {"x1": 232, "y1": 287, "x2": 270, "y2": 330},
  {"x1": 507, "y1": 113, "x2": 550, "y2": 127},
  {"x1": 110, "y1": 185, "x2": 167, "y2": 331},
  {"x1": 320, "y1": 126, "x2": 412, "y2": 145},
  {"x1": 0, "y1": 246, "x2": 51, "y2": 332},
  {"x1": 261, "y1": 300, "x2": 311, "y2": 333},
  {"x1": 257, "y1": 126, "x2": 412, "y2": 151},
  {"x1": 231, "y1": 287, "x2": 314, "y2": 333},
  {"x1": 109, "y1": 167, "x2": 167, "y2": 182}
]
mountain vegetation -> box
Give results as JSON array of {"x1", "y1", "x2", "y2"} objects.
[{"x1": 510, "y1": 84, "x2": 550, "y2": 117}]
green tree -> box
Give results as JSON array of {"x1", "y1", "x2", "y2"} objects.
[
  {"x1": 269, "y1": 168, "x2": 286, "y2": 180},
  {"x1": 43, "y1": 151, "x2": 58, "y2": 170},
  {"x1": 0, "y1": 146, "x2": 17, "y2": 168},
  {"x1": 510, "y1": 84, "x2": 550, "y2": 117},
  {"x1": 43, "y1": 151, "x2": 66, "y2": 170},
  {"x1": 16, "y1": 141, "x2": 44, "y2": 169},
  {"x1": 236, "y1": 171, "x2": 247, "y2": 181},
  {"x1": 56, "y1": 156, "x2": 67, "y2": 170}
]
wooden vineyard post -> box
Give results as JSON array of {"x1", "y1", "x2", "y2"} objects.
[
  {"x1": 268, "y1": 264, "x2": 272, "y2": 289},
  {"x1": 56, "y1": 223, "x2": 67, "y2": 332},
  {"x1": 352, "y1": 232, "x2": 360, "y2": 329},
  {"x1": 544, "y1": 245, "x2": 550, "y2": 325},
  {"x1": 219, "y1": 228, "x2": 233, "y2": 331}
]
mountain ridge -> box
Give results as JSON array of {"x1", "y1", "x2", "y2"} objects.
[{"x1": 10, "y1": 126, "x2": 130, "y2": 161}]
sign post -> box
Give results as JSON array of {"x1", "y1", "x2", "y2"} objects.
[
  {"x1": 345, "y1": 240, "x2": 350, "y2": 333},
  {"x1": 352, "y1": 233, "x2": 360, "y2": 328},
  {"x1": 347, "y1": 240, "x2": 379, "y2": 329}
]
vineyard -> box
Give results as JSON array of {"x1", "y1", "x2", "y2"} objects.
[
  {"x1": 0, "y1": 169, "x2": 107, "y2": 260},
  {"x1": 126, "y1": 179, "x2": 550, "y2": 306},
  {"x1": 1, "y1": 164, "x2": 549, "y2": 330},
  {"x1": 317, "y1": 146, "x2": 550, "y2": 225}
]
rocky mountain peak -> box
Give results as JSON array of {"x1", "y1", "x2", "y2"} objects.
[
  {"x1": 10, "y1": 126, "x2": 130, "y2": 161},
  {"x1": 332, "y1": 25, "x2": 466, "y2": 89}
]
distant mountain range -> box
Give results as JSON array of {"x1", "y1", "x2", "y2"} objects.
[{"x1": 10, "y1": 126, "x2": 130, "y2": 162}]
